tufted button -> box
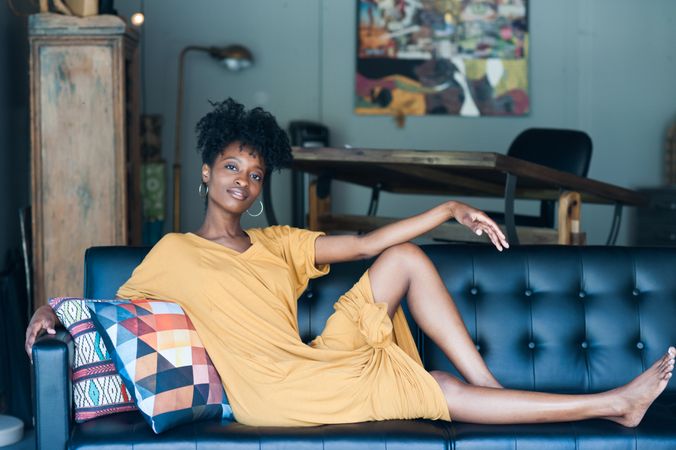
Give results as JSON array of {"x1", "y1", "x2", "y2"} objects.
[
  {"x1": 581, "y1": 341, "x2": 588, "y2": 349},
  {"x1": 632, "y1": 289, "x2": 640, "y2": 296},
  {"x1": 470, "y1": 287, "x2": 478, "y2": 295},
  {"x1": 305, "y1": 290, "x2": 314, "y2": 299},
  {"x1": 578, "y1": 291, "x2": 586, "y2": 298},
  {"x1": 528, "y1": 342, "x2": 536, "y2": 349},
  {"x1": 636, "y1": 342, "x2": 644, "y2": 350},
  {"x1": 524, "y1": 289, "x2": 532, "y2": 297}
]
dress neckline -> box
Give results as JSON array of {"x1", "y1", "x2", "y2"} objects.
[{"x1": 185, "y1": 230, "x2": 259, "y2": 257}]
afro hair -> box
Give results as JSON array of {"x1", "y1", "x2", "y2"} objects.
[{"x1": 195, "y1": 98, "x2": 293, "y2": 174}]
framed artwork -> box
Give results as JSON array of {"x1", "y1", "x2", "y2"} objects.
[{"x1": 356, "y1": 0, "x2": 529, "y2": 118}]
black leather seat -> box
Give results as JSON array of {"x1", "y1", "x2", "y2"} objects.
[
  {"x1": 69, "y1": 413, "x2": 451, "y2": 450},
  {"x1": 33, "y1": 244, "x2": 676, "y2": 449}
]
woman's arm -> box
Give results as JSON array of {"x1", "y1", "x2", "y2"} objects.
[{"x1": 314, "y1": 200, "x2": 509, "y2": 265}]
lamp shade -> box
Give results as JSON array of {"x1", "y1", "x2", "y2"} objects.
[{"x1": 208, "y1": 45, "x2": 254, "y2": 71}]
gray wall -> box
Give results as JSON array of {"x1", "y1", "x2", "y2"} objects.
[
  {"x1": 117, "y1": 0, "x2": 676, "y2": 244},
  {"x1": 0, "y1": 3, "x2": 30, "y2": 267}
]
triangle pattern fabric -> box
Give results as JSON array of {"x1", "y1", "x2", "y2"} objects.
[
  {"x1": 85, "y1": 298, "x2": 233, "y2": 433},
  {"x1": 115, "y1": 322, "x2": 139, "y2": 346},
  {"x1": 136, "y1": 339, "x2": 156, "y2": 359}
]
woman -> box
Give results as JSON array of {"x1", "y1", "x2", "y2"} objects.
[{"x1": 26, "y1": 99, "x2": 674, "y2": 427}]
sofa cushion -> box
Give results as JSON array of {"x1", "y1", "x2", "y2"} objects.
[
  {"x1": 48, "y1": 297, "x2": 137, "y2": 422},
  {"x1": 68, "y1": 412, "x2": 451, "y2": 450},
  {"x1": 86, "y1": 299, "x2": 233, "y2": 433}
]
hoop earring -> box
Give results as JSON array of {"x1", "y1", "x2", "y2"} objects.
[
  {"x1": 198, "y1": 182, "x2": 208, "y2": 198},
  {"x1": 247, "y1": 200, "x2": 264, "y2": 217}
]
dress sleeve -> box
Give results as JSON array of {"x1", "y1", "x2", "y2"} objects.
[
  {"x1": 286, "y1": 226, "x2": 330, "y2": 282},
  {"x1": 257, "y1": 226, "x2": 330, "y2": 291},
  {"x1": 116, "y1": 234, "x2": 193, "y2": 301}
]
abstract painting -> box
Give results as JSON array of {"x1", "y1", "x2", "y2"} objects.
[{"x1": 356, "y1": 0, "x2": 529, "y2": 117}]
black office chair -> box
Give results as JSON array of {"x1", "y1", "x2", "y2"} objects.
[{"x1": 490, "y1": 128, "x2": 593, "y2": 228}]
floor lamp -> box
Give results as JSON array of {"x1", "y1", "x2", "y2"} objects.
[{"x1": 173, "y1": 44, "x2": 254, "y2": 231}]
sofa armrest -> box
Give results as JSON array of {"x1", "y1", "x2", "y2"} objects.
[{"x1": 32, "y1": 328, "x2": 73, "y2": 450}]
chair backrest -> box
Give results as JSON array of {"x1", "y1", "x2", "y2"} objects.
[
  {"x1": 507, "y1": 128, "x2": 593, "y2": 227},
  {"x1": 507, "y1": 128, "x2": 593, "y2": 177}
]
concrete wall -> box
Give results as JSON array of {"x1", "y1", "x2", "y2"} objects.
[
  {"x1": 116, "y1": 0, "x2": 676, "y2": 244},
  {"x1": 0, "y1": 3, "x2": 30, "y2": 267}
]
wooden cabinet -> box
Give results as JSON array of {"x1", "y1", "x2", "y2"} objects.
[
  {"x1": 29, "y1": 13, "x2": 141, "y2": 306},
  {"x1": 632, "y1": 187, "x2": 676, "y2": 247}
]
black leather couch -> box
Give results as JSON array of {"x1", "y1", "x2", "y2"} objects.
[{"x1": 32, "y1": 244, "x2": 676, "y2": 449}]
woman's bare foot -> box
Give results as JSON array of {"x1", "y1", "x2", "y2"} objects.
[{"x1": 607, "y1": 346, "x2": 675, "y2": 427}]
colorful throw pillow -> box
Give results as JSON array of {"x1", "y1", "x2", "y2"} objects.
[
  {"x1": 48, "y1": 297, "x2": 137, "y2": 422},
  {"x1": 86, "y1": 299, "x2": 233, "y2": 433}
]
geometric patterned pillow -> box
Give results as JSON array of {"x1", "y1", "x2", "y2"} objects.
[
  {"x1": 85, "y1": 299, "x2": 234, "y2": 433},
  {"x1": 48, "y1": 297, "x2": 138, "y2": 422}
]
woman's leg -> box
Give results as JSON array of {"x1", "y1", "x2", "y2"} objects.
[
  {"x1": 430, "y1": 347, "x2": 674, "y2": 426},
  {"x1": 367, "y1": 242, "x2": 501, "y2": 387}
]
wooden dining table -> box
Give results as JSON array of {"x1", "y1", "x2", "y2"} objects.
[{"x1": 288, "y1": 146, "x2": 648, "y2": 245}]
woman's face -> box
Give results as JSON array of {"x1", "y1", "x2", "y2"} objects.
[{"x1": 202, "y1": 141, "x2": 266, "y2": 216}]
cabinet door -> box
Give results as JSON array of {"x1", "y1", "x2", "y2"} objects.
[{"x1": 30, "y1": 34, "x2": 127, "y2": 305}]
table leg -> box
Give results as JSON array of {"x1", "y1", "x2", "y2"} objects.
[
  {"x1": 504, "y1": 173, "x2": 519, "y2": 245},
  {"x1": 558, "y1": 191, "x2": 585, "y2": 245},
  {"x1": 605, "y1": 203, "x2": 623, "y2": 245},
  {"x1": 308, "y1": 179, "x2": 331, "y2": 231},
  {"x1": 367, "y1": 183, "x2": 383, "y2": 216}
]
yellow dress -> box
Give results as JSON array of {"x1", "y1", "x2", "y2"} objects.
[{"x1": 117, "y1": 226, "x2": 450, "y2": 426}]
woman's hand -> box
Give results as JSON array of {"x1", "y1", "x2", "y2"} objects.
[
  {"x1": 451, "y1": 202, "x2": 510, "y2": 251},
  {"x1": 25, "y1": 305, "x2": 59, "y2": 361}
]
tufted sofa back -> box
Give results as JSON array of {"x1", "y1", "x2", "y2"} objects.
[
  {"x1": 425, "y1": 246, "x2": 676, "y2": 393},
  {"x1": 85, "y1": 244, "x2": 676, "y2": 396}
]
